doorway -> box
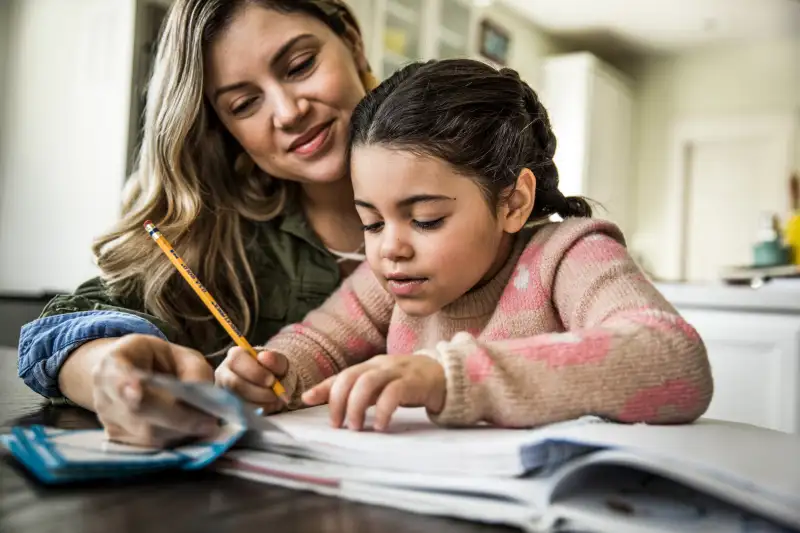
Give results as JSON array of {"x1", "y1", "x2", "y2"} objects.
[{"x1": 667, "y1": 114, "x2": 797, "y2": 281}]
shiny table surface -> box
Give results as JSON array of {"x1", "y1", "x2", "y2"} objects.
[{"x1": 0, "y1": 347, "x2": 517, "y2": 533}]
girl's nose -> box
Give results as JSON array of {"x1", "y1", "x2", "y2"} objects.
[{"x1": 380, "y1": 228, "x2": 414, "y2": 262}]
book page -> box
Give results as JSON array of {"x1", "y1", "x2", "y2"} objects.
[
  {"x1": 539, "y1": 419, "x2": 800, "y2": 511},
  {"x1": 549, "y1": 458, "x2": 796, "y2": 533},
  {"x1": 260, "y1": 405, "x2": 603, "y2": 456},
  {"x1": 244, "y1": 405, "x2": 605, "y2": 477}
]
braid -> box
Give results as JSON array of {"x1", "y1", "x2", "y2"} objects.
[{"x1": 501, "y1": 68, "x2": 592, "y2": 219}]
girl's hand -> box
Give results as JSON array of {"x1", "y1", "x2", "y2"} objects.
[
  {"x1": 302, "y1": 355, "x2": 446, "y2": 431},
  {"x1": 214, "y1": 347, "x2": 289, "y2": 414}
]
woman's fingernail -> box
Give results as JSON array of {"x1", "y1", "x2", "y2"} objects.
[
  {"x1": 122, "y1": 385, "x2": 141, "y2": 406},
  {"x1": 198, "y1": 419, "x2": 219, "y2": 434}
]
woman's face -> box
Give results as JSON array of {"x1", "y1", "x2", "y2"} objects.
[{"x1": 204, "y1": 4, "x2": 366, "y2": 185}]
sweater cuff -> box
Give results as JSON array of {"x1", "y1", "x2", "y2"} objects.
[{"x1": 416, "y1": 333, "x2": 483, "y2": 426}]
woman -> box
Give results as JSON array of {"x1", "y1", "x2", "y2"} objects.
[{"x1": 17, "y1": 0, "x2": 377, "y2": 446}]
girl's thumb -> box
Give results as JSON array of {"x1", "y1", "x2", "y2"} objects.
[{"x1": 257, "y1": 350, "x2": 289, "y2": 376}]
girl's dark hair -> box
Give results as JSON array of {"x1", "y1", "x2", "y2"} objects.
[{"x1": 349, "y1": 59, "x2": 592, "y2": 221}]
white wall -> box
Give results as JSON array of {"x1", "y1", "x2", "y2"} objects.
[
  {"x1": 630, "y1": 36, "x2": 800, "y2": 280},
  {"x1": 0, "y1": 0, "x2": 137, "y2": 294},
  {"x1": 0, "y1": 1, "x2": 12, "y2": 189}
]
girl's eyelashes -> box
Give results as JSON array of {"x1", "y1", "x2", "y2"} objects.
[
  {"x1": 362, "y1": 218, "x2": 446, "y2": 233},
  {"x1": 413, "y1": 217, "x2": 445, "y2": 231},
  {"x1": 362, "y1": 222, "x2": 384, "y2": 233}
]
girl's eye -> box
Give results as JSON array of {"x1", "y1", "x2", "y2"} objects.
[
  {"x1": 231, "y1": 97, "x2": 257, "y2": 116},
  {"x1": 362, "y1": 222, "x2": 384, "y2": 233},
  {"x1": 288, "y1": 54, "x2": 316, "y2": 77},
  {"x1": 414, "y1": 217, "x2": 445, "y2": 231}
]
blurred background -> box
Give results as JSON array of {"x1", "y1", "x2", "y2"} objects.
[{"x1": 0, "y1": 0, "x2": 799, "y2": 433}]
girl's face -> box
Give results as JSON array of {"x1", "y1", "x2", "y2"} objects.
[
  {"x1": 204, "y1": 5, "x2": 366, "y2": 186},
  {"x1": 351, "y1": 146, "x2": 532, "y2": 317}
]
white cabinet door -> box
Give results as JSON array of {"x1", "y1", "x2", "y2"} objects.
[
  {"x1": 540, "y1": 52, "x2": 634, "y2": 233},
  {"x1": 679, "y1": 309, "x2": 800, "y2": 434}
]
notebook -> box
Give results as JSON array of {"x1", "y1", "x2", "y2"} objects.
[
  {"x1": 223, "y1": 405, "x2": 800, "y2": 532},
  {"x1": 2, "y1": 374, "x2": 799, "y2": 533},
  {"x1": 0, "y1": 375, "x2": 250, "y2": 483}
]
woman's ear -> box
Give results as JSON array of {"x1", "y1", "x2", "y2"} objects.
[{"x1": 501, "y1": 168, "x2": 536, "y2": 233}]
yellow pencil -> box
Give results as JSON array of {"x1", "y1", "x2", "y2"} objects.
[{"x1": 144, "y1": 220, "x2": 289, "y2": 405}]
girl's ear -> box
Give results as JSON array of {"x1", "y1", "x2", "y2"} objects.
[{"x1": 501, "y1": 168, "x2": 536, "y2": 233}]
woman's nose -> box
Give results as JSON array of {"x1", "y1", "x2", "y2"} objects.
[{"x1": 271, "y1": 86, "x2": 309, "y2": 130}]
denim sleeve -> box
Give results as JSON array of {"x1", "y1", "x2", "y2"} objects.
[{"x1": 17, "y1": 310, "x2": 168, "y2": 399}]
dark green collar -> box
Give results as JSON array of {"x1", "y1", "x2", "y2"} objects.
[{"x1": 278, "y1": 190, "x2": 330, "y2": 256}]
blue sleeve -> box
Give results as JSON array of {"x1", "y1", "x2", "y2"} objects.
[{"x1": 17, "y1": 310, "x2": 168, "y2": 399}]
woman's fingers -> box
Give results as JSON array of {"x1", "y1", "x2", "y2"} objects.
[
  {"x1": 90, "y1": 336, "x2": 218, "y2": 448},
  {"x1": 170, "y1": 343, "x2": 215, "y2": 383}
]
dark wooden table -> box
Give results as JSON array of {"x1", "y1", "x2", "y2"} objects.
[{"x1": 0, "y1": 348, "x2": 518, "y2": 533}]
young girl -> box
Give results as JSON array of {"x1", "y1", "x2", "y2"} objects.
[{"x1": 216, "y1": 59, "x2": 713, "y2": 431}]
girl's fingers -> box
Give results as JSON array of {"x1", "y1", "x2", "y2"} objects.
[
  {"x1": 327, "y1": 367, "x2": 370, "y2": 428},
  {"x1": 345, "y1": 369, "x2": 395, "y2": 431},
  {"x1": 302, "y1": 376, "x2": 336, "y2": 406},
  {"x1": 223, "y1": 348, "x2": 275, "y2": 389},
  {"x1": 373, "y1": 380, "x2": 406, "y2": 432},
  {"x1": 215, "y1": 366, "x2": 278, "y2": 405}
]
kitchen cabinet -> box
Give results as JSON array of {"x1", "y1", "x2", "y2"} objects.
[
  {"x1": 540, "y1": 52, "x2": 635, "y2": 234},
  {"x1": 658, "y1": 283, "x2": 800, "y2": 434},
  {"x1": 366, "y1": 0, "x2": 475, "y2": 80}
]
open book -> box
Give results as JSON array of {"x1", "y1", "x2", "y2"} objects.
[
  {"x1": 219, "y1": 405, "x2": 800, "y2": 533},
  {"x1": 2, "y1": 376, "x2": 799, "y2": 532}
]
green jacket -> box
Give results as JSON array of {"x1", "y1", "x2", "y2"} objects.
[{"x1": 28, "y1": 197, "x2": 343, "y2": 371}]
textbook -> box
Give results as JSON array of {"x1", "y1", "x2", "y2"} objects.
[
  {"x1": 2, "y1": 375, "x2": 799, "y2": 533},
  {"x1": 221, "y1": 405, "x2": 800, "y2": 533}
]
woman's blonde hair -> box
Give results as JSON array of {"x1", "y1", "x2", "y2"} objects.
[{"x1": 93, "y1": 0, "x2": 372, "y2": 353}]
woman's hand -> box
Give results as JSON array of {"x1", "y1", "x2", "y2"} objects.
[
  {"x1": 214, "y1": 347, "x2": 289, "y2": 414},
  {"x1": 302, "y1": 355, "x2": 446, "y2": 432},
  {"x1": 76, "y1": 334, "x2": 218, "y2": 448}
]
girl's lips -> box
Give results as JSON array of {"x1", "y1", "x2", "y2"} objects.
[{"x1": 386, "y1": 278, "x2": 427, "y2": 297}]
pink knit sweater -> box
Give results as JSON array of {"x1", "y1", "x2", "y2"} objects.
[{"x1": 265, "y1": 218, "x2": 713, "y2": 428}]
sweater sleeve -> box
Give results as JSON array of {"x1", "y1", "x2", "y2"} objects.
[
  {"x1": 420, "y1": 225, "x2": 714, "y2": 428},
  {"x1": 265, "y1": 261, "x2": 395, "y2": 407}
]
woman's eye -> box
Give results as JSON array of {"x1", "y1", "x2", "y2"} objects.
[
  {"x1": 414, "y1": 217, "x2": 445, "y2": 231},
  {"x1": 362, "y1": 222, "x2": 384, "y2": 233},
  {"x1": 231, "y1": 98, "x2": 256, "y2": 115},
  {"x1": 288, "y1": 54, "x2": 316, "y2": 77}
]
